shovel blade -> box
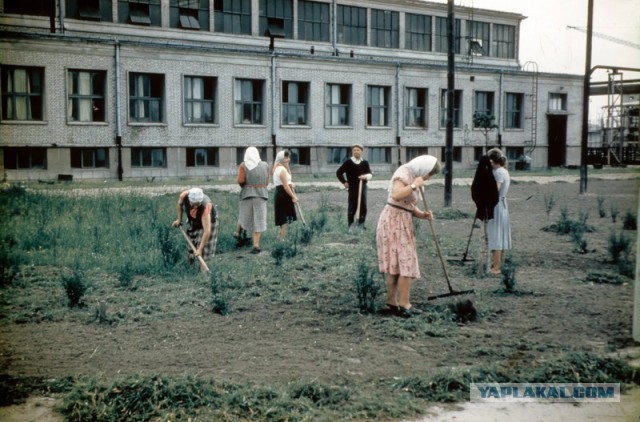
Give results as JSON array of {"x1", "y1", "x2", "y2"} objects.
[{"x1": 427, "y1": 289, "x2": 475, "y2": 300}]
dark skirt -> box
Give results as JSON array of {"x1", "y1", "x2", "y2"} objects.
[{"x1": 274, "y1": 185, "x2": 297, "y2": 226}]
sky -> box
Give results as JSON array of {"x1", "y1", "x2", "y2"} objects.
[{"x1": 429, "y1": 0, "x2": 640, "y2": 122}]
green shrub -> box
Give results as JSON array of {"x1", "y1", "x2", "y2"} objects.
[
  {"x1": 610, "y1": 204, "x2": 619, "y2": 223},
  {"x1": 500, "y1": 255, "x2": 517, "y2": 293},
  {"x1": 271, "y1": 241, "x2": 297, "y2": 266},
  {"x1": 155, "y1": 225, "x2": 182, "y2": 270},
  {"x1": 353, "y1": 262, "x2": 382, "y2": 313},
  {"x1": 210, "y1": 270, "x2": 230, "y2": 315},
  {"x1": 622, "y1": 210, "x2": 637, "y2": 230},
  {"x1": 608, "y1": 230, "x2": 631, "y2": 264},
  {"x1": 61, "y1": 271, "x2": 87, "y2": 307},
  {"x1": 543, "y1": 208, "x2": 594, "y2": 235}
]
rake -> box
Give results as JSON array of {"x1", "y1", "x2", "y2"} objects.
[{"x1": 419, "y1": 187, "x2": 474, "y2": 300}]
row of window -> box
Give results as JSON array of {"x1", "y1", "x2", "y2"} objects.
[
  {"x1": 3, "y1": 0, "x2": 517, "y2": 58},
  {"x1": 4, "y1": 145, "x2": 529, "y2": 170},
  {"x1": 3, "y1": 66, "x2": 569, "y2": 129}
]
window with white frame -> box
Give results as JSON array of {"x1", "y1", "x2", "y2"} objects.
[
  {"x1": 71, "y1": 148, "x2": 109, "y2": 168},
  {"x1": 549, "y1": 93, "x2": 567, "y2": 111},
  {"x1": 298, "y1": 0, "x2": 329, "y2": 42},
  {"x1": 170, "y1": 0, "x2": 208, "y2": 30},
  {"x1": 505, "y1": 92, "x2": 524, "y2": 129},
  {"x1": 259, "y1": 0, "x2": 293, "y2": 39},
  {"x1": 473, "y1": 91, "x2": 495, "y2": 128},
  {"x1": 3, "y1": 147, "x2": 47, "y2": 169},
  {"x1": 184, "y1": 76, "x2": 216, "y2": 124},
  {"x1": 1, "y1": 66, "x2": 44, "y2": 121},
  {"x1": 405, "y1": 13, "x2": 432, "y2": 52},
  {"x1": 289, "y1": 147, "x2": 310, "y2": 165},
  {"x1": 440, "y1": 89, "x2": 462, "y2": 128},
  {"x1": 467, "y1": 20, "x2": 490, "y2": 56},
  {"x1": 406, "y1": 147, "x2": 429, "y2": 161},
  {"x1": 327, "y1": 147, "x2": 350, "y2": 164},
  {"x1": 66, "y1": 0, "x2": 113, "y2": 22},
  {"x1": 368, "y1": 147, "x2": 391, "y2": 163},
  {"x1": 337, "y1": 5, "x2": 366, "y2": 46},
  {"x1": 234, "y1": 79, "x2": 264, "y2": 125},
  {"x1": 282, "y1": 81, "x2": 309, "y2": 126},
  {"x1": 129, "y1": 72, "x2": 164, "y2": 123},
  {"x1": 131, "y1": 147, "x2": 166, "y2": 167},
  {"x1": 371, "y1": 9, "x2": 399, "y2": 48},
  {"x1": 492, "y1": 24, "x2": 515, "y2": 59},
  {"x1": 367, "y1": 85, "x2": 391, "y2": 127},
  {"x1": 118, "y1": 0, "x2": 161, "y2": 26},
  {"x1": 435, "y1": 16, "x2": 461, "y2": 53},
  {"x1": 325, "y1": 84, "x2": 351, "y2": 126},
  {"x1": 67, "y1": 69, "x2": 106, "y2": 122},
  {"x1": 214, "y1": 0, "x2": 251, "y2": 34},
  {"x1": 186, "y1": 147, "x2": 218, "y2": 167},
  {"x1": 405, "y1": 87, "x2": 428, "y2": 128}
]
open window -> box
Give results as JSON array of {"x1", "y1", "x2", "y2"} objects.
[
  {"x1": 129, "y1": 3, "x2": 151, "y2": 25},
  {"x1": 469, "y1": 38, "x2": 486, "y2": 56}
]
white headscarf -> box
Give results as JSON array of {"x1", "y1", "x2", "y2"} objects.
[
  {"x1": 389, "y1": 155, "x2": 439, "y2": 191},
  {"x1": 187, "y1": 187, "x2": 204, "y2": 204},
  {"x1": 244, "y1": 147, "x2": 261, "y2": 171},
  {"x1": 274, "y1": 150, "x2": 287, "y2": 164}
]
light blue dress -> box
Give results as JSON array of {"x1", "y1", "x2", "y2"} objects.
[{"x1": 487, "y1": 166, "x2": 512, "y2": 250}]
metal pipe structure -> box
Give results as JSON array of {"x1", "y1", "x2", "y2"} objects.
[{"x1": 580, "y1": 0, "x2": 594, "y2": 194}]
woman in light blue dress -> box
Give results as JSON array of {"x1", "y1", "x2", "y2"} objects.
[{"x1": 487, "y1": 148, "x2": 512, "y2": 274}]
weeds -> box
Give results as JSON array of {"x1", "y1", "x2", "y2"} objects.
[
  {"x1": 608, "y1": 230, "x2": 631, "y2": 264},
  {"x1": 597, "y1": 196, "x2": 606, "y2": 218},
  {"x1": 271, "y1": 241, "x2": 298, "y2": 266},
  {"x1": 352, "y1": 262, "x2": 382, "y2": 313},
  {"x1": 543, "y1": 194, "x2": 558, "y2": 219},
  {"x1": 610, "y1": 204, "x2": 619, "y2": 223},
  {"x1": 585, "y1": 271, "x2": 629, "y2": 285}
]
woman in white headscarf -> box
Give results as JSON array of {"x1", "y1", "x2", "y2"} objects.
[
  {"x1": 236, "y1": 147, "x2": 269, "y2": 254},
  {"x1": 376, "y1": 155, "x2": 441, "y2": 318},
  {"x1": 272, "y1": 150, "x2": 298, "y2": 239}
]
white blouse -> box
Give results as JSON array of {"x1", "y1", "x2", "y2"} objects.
[{"x1": 273, "y1": 166, "x2": 291, "y2": 187}]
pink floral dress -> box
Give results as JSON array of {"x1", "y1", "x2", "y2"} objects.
[{"x1": 376, "y1": 167, "x2": 421, "y2": 278}]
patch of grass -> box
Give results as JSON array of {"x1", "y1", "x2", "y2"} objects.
[{"x1": 585, "y1": 271, "x2": 629, "y2": 285}]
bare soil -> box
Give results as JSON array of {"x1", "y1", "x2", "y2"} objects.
[{"x1": 0, "y1": 175, "x2": 639, "y2": 420}]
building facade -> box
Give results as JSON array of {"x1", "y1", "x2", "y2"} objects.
[{"x1": 0, "y1": 0, "x2": 583, "y2": 181}]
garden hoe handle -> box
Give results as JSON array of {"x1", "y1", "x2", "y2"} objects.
[
  {"x1": 462, "y1": 217, "x2": 477, "y2": 260},
  {"x1": 178, "y1": 226, "x2": 210, "y2": 273},
  {"x1": 419, "y1": 187, "x2": 454, "y2": 293},
  {"x1": 291, "y1": 186, "x2": 307, "y2": 226},
  {"x1": 355, "y1": 178, "x2": 363, "y2": 222}
]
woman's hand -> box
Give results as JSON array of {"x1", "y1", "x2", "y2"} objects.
[
  {"x1": 292, "y1": 196, "x2": 298, "y2": 203},
  {"x1": 171, "y1": 219, "x2": 181, "y2": 227},
  {"x1": 416, "y1": 209, "x2": 433, "y2": 220},
  {"x1": 413, "y1": 176, "x2": 426, "y2": 188}
]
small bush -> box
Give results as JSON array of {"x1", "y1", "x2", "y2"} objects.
[
  {"x1": 622, "y1": 210, "x2": 637, "y2": 230},
  {"x1": 353, "y1": 262, "x2": 382, "y2": 313},
  {"x1": 608, "y1": 230, "x2": 631, "y2": 264},
  {"x1": 210, "y1": 270, "x2": 230, "y2": 315},
  {"x1": 156, "y1": 226, "x2": 182, "y2": 270},
  {"x1": 61, "y1": 271, "x2": 87, "y2": 307},
  {"x1": 500, "y1": 255, "x2": 517, "y2": 293},
  {"x1": 597, "y1": 196, "x2": 606, "y2": 218},
  {"x1": 543, "y1": 207, "x2": 595, "y2": 235},
  {"x1": 571, "y1": 229, "x2": 588, "y2": 254},
  {"x1": 271, "y1": 241, "x2": 297, "y2": 266}
]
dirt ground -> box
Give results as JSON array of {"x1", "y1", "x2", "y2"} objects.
[{"x1": 0, "y1": 173, "x2": 639, "y2": 420}]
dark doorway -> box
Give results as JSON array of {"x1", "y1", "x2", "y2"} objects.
[{"x1": 547, "y1": 115, "x2": 567, "y2": 167}]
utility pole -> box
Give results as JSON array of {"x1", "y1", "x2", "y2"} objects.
[
  {"x1": 579, "y1": 0, "x2": 594, "y2": 194},
  {"x1": 445, "y1": 0, "x2": 454, "y2": 207}
]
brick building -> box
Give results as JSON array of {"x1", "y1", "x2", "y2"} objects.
[{"x1": 0, "y1": 0, "x2": 583, "y2": 181}]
